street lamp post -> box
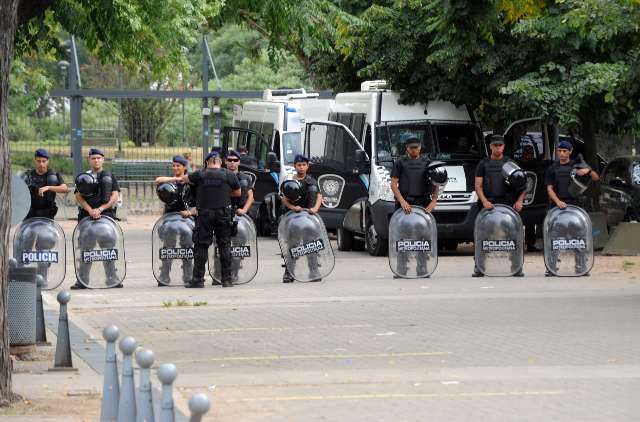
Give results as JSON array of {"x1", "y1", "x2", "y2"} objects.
[{"x1": 57, "y1": 60, "x2": 69, "y2": 145}]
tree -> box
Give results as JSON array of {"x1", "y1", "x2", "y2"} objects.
[
  {"x1": 0, "y1": 0, "x2": 221, "y2": 404},
  {"x1": 336, "y1": 0, "x2": 640, "y2": 164}
]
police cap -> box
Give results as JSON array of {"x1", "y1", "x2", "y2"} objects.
[
  {"x1": 88, "y1": 148, "x2": 105, "y2": 157},
  {"x1": 489, "y1": 135, "x2": 505, "y2": 145},
  {"x1": 172, "y1": 155, "x2": 188, "y2": 167},
  {"x1": 558, "y1": 140, "x2": 573, "y2": 150},
  {"x1": 34, "y1": 148, "x2": 49, "y2": 159},
  {"x1": 294, "y1": 154, "x2": 309, "y2": 164}
]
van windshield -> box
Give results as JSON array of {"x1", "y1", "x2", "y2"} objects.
[
  {"x1": 376, "y1": 121, "x2": 481, "y2": 162},
  {"x1": 282, "y1": 132, "x2": 304, "y2": 165}
]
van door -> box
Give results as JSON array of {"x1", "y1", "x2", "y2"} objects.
[
  {"x1": 222, "y1": 127, "x2": 279, "y2": 209},
  {"x1": 304, "y1": 121, "x2": 370, "y2": 230}
]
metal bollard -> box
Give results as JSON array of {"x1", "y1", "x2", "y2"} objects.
[
  {"x1": 118, "y1": 336, "x2": 138, "y2": 422},
  {"x1": 188, "y1": 393, "x2": 211, "y2": 422},
  {"x1": 157, "y1": 363, "x2": 177, "y2": 422},
  {"x1": 100, "y1": 325, "x2": 120, "y2": 422},
  {"x1": 135, "y1": 348, "x2": 155, "y2": 422},
  {"x1": 51, "y1": 291, "x2": 73, "y2": 369},
  {"x1": 35, "y1": 275, "x2": 48, "y2": 345}
]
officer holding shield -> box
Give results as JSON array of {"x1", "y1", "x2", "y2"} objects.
[
  {"x1": 173, "y1": 151, "x2": 241, "y2": 288},
  {"x1": 23, "y1": 148, "x2": 70, "y2": 220},
  {"x1": 154, "y1": 155, "x2": 197, "y2": 286},
  {"x1": 17, "y1": 149, "x2": 69, "y2": 285},
  {"x1": 72, "y1": 148, "x2": 122, "y2": 289},
  {"x1": 389, "y1": 137, "x2": 438, "y2": 277},
  {"x1": 225, "y1": 150, "x2": 255, "y2": 215},
  {"x1": 473, "y1": 135, "x2": 527, "y2": 277},
  {"x1": 545, "y1": 140, "x2": 600, "y2": 276},
  {"x1": 546, "y1": 140, "x2": 600, "y2": 210},
  {"x1": 280, "y1": 154, "x2": 322, "y2": 283}
]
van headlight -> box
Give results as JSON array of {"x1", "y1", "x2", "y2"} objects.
[{"x1": 376, "y1": 166, "x2": 394, "y2": 202}]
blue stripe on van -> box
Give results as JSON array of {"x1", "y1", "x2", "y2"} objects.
[
  {"x1": 270, "y1": 172, "x2": 279, "y2": 185},
  {"x1": 359, "y1": 174, "x2": 369, "y2": 189}
]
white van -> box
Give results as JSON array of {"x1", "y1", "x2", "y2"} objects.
[
  {"x1": 223, "y1": 89, "x2": 333, "y2": 234},
  {"x1": 303, "y1": 81, "x2": 486, "y2": 255}
]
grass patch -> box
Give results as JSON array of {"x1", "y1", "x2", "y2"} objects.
[
  {"x1": 175, "y1": 299, "x2": 189, "y2": 307},
  {"x1": 162, "y1": 300, "x2": 173, "y2": 308},
  {"x1": 622, "y1": 261, "x2": 636, "y2": 271},
  {"x1": 193, "y1": 300, "x2": 208, "y2": 307}
]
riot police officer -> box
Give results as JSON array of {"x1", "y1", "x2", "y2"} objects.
[
  {"x1": 389, "y1": 137, "x2": 438, "y2": 277},
  {"x1": 473, "y1": 135, "x2": 527, "y2": 277},
  {"x1": 23, "y1": 148, "x2": 70, "y2": 219},
  {"x1": 225, "y1": 150, "x2": 255, "y2": 215},
  {"x1": 17, "y1": 148, "x2": 69, "y2": 285},
  {"x1": 545, "y1": 140, "x2": 600, "y2": 276},
  {"x1": 72, "y1": 148, "x2": 122, "y2": 289},
  {"x1": 154, "y1": 155, "x2": 197, "y2": 286},
  {"x1": 173, "y1": 151, "x2": 241, "y2": 288},
  {"x1": 281, "y1": 154, "x2": 322, "y2": 283}
]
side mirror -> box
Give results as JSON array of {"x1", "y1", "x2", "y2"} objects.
[
  {"x1": 610, "y1": 178, "x2": 628, "y2": 189},
  {"x1": 267, "y1": 152, "x2": 281, "y2": 173},
  {"x1": 355, "y1": 149, "x2": 369, "y2": 164}
]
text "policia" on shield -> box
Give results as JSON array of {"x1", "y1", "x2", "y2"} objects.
[
  {"x1": 481, "y1": 240, "x2": 516, "y2": 252},
  {"x1": 396, "y1": 240, "x2": 431, "y2": 252},
  {"x1": 22, "y1": 250, "x2": 59, "y2": 264},
  {"x1": 290, "y1": 239, "x2": 325, "y2": 258},
  {"x1": 82, "y1": 249, "x2": 118, "y2": 263}
]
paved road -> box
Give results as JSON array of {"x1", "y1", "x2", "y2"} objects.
[{"x1": 43, "y1": 219, "x2": 640, "y2": 421}]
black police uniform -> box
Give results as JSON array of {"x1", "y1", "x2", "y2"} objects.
[
  {"x1": 77, "y1": 170, "x2": 120, "y2": 221},
  {"x1": 24, "y1": 169, "x2": 64, "y2": 220},
  {"x1": 475, "y1": 157, "x2": 517, "y2": 206},
  {"x1": 545, "y1": 160, "x2": 579, "y2": 207},
  {"x1": 391, "y1": 155, "x2": 433, "y2": 209},
  {"x1": 234, "y1": 172, "x2": 254, "y2": 210},
  {"x1": 545, "y1": 159, "x2": 589, "y2": 273},
  {"x1": 189, "y1": 168, "x2": 240, "y2": 287},
  {"x1": 158, "y1": 183, "x2": 196, "y2": 284},
  {"x1": 75, "y1": 170, "x2": 121, "y2": 287},
  {"x1": 474, "y1": 157, "x2": 523, "y2": 275},
  {"x1": 282, "y1": 175, "x2": 322, "y2": 282},
  {"x1": 391, "y1": 155, "x2": 434, "y2": 275}
]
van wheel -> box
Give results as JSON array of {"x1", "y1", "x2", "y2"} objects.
[
  {"x1": 365, "y1": 217, "x2": 388, "y2": 256},
  {"x1": 337, "y1": 226, "x2": 354, "y2": 251}
]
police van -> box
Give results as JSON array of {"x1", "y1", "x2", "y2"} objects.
[
  {"x1": 221, "y1": 88, "x2": 333, "y2": 235},
  {"x1": 303, "y1": 80, "x2": 486, "y2": 255}
]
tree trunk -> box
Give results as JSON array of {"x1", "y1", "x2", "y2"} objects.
[
  {"x1": 579, "y1": 109, "x2": 601, "y2": 211},
  {"x1": 0, "y1": 0, "x2": 20, "y2": 405}
]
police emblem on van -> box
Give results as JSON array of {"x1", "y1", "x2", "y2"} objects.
[{"x1": 318, "y1": 174, "x2": 345, "y2": 209}]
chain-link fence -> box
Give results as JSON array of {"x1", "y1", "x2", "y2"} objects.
[{"x1": 10, "y1": 96, "x2": 210, "y2": 215}]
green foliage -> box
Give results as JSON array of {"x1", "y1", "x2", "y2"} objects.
[{"x1": 336, "y1": 0, "x2": 640, "y2": 134}]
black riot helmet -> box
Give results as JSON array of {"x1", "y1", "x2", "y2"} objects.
[
  {"x1": 502, "y1": 161, "x2": 527, "y2": 191},
  {"x1": 427, "y1": 161, "x2": 448, "y2": 186},
  {"x1": 280, "y1": 179, "x2": 303, "y2": 202},
  {"x1": 156, "y1": 183, "x2": 179, "y2": 205},
  {"x1": 75, "y1": 173, "x2": 99, "y2": 198}
]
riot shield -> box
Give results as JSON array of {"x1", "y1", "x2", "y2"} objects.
[
  {"x1": 13, "y1": 217, "x2": 66, "y2": 290},
  {"x1": 388, "y1": 207, "x2": 438, "y2": 278},
  {"x1": 474, "y1": 204, "x2": 524, "y2": 276},
  {"x1": 543, "y1": 205, "x2": 594, "y2": 276},
  {"x1": 72, "y1": 216, "x2": 126, "y2": 288},
  {"x1": 208, "y1": 214, "x2": 258, "y2": 285},
  {"x1": 278, "y1": 210, "x2": 335, "y2": 282},
  {"x1": 152, "y1": 212, "x2": 195, "y2": 286}
]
